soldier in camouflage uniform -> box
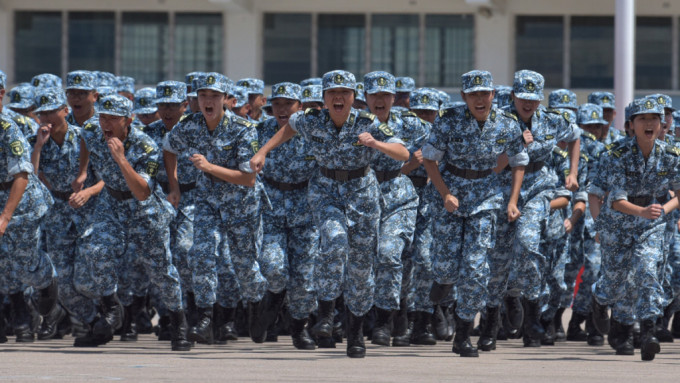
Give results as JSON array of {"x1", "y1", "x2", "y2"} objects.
[
  {"x1": 6, "y1": 84, "x2": 37, "y2": 123},
  {"x1": 359, "y1": 71, "x2": 428, "y2": 348},
  {"x1": 74, "y1": 95, "x2": 190, "y2": 351},
  {"x1": 422, "y1": 70, "x2": 528, "y2": 357},
  {"x1": 394, "y1": 76, "x2": 415, "y2": 109},
  {"x1": 0, "y1": 100, "x2": 57, "y2": 343},
  {"x1": 588, "y1": 92, "x2": 624, "y2": 146},
  {"x1": 300, "y1": 85, "x2": 324, "y2": 111},
  {"x1": 250, "y1": 70, "x2": 410, "y2": 358},
  {"x1": 64, "y1": 71, "x2": 98, "y2": 128},
  {"x1": 31, "y1": 73, "x2": 62, "y2": 89},
  {"x1": 130, "y1": 87, "x2": 159, "y2": 129},
  {"x1": 488, "y1": 70, "x2": 581, "y2": 348},
  {"x1": 164, "y1": 73, "x2": 265, "y2": 345},
  {"x1": 236, "y1": 78, "x2": 268, "y2": 123},
  {"x1": 0, "y1": 71, "x2": 39, "y2": 137},
  {"x1": 589, "y1": 97, "x2": 680, "y2": 361},
  {"x1": 29, "y1": 87, "x2": 103, "y2": 341},
  {"x1": 256, "y1": 82, "x2": 319, "y2": 350}
]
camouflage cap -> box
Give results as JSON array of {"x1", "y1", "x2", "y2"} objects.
[
  {"x1": 322, "y1": 70, "x2": 356, "y2": 92},
  {"x1": 236, "y1": 78, "x2": 264, "y2": 95},
  {"x1": 461, "y1": 70, "x2": 494, "y2": 93},
  {"x1": 66, "y1": 70, "x2": 97, "y2": 91},
  {"x1": 7, "y1": 84, "x2": 36, "y2": 110},
  {"x1": 97, "y1": 86, "x2": 117, "y2": 99},
  {"x1": 355, "y1": 83, "x2": 366, "y2": 102},
  {"x1": 587, "y1": 92, "x2": 615, "y2": 109},
  {"x1": 409, "y1": 88, "x2": 440, "y2": 111},
  {"x1": 31, "y1": 73, "x2": 62, "y2": 89},
  {"x1": 364, "y1": 71, "x2": 396, "y2": 95},
  {"x1": 549, "y1": 89, "x2": 578, "y2": 109},
  {"x1": 437, "y1": 90, "x2": 451, "y2": 106},
  {"x1": 673, "y1": 110, "x2": 680, "y2": 129},
  {"x1": 301, "y1": 85, "x2": 323, "y2": 104},
  {"x1": 648, "y1": 93, "x2": 675, "y2": 112},
  {"x1": 441, "y1": 101, "x2": 466, "y2": 111},
  {"x1": 494, "y1": 85, "x2": 513, "y2": 109},
  {"x1": 185, "y1": 72, "x2": 203, "y2": 89},
  {"x1": 624, "y1": 101, "x2": 635, "y2": 122},
  {"x1": 513, "y1": 70, "x2": 544, "y2": 101},
  {"x1": 395, "y1": 76, "x2": 416, "y2": 93},
  {"x1": 232, "y1": 86, "x2": 248, "y2": 108},
  {"x1": 133, "y1": 87, "x2": 157, "y2": 115},
  {"x1": 555, "y1": 108, "x2": 577, "y2": 124},
  {"x1": 193, "y1": 72, "x2": 228, "y2": 94},
  {"x1": 34, "y1": 87, "x2": 67, "y2": 113},
  {"x1": 577, "y1": 103, "x2": 608, "y2": 125},
  {"x1": 629, "y1": 96, "x2": 664, "y2": 119},
  {"x1": 155, "y1": 81, "x2": 187, "y2": 104},
  {"x1": 94, "y1": 71, "x2": 116, "y2": 87},
  {"x1": 270, "y1": 82, "x2": 301, "y2": 101},
  {"x1": 98, "y1": 94, "x2": 133, "y2": 117},
  {"x1": 115, "y1": 76, "x2": 135, "y2": 94},
  {"x1": 300, "y1": 77, "x2": 322, "y2": 87},
  {"x1": 223, "y1": 76, "x2": 235, "y2": 96}
]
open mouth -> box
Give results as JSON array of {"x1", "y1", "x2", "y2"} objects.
[
  {"x1": 333, "y1": 102, "x2": 344, "y2": 113},
  {"x1": 475, "y1": 105, "x2": 487, "y2": 114},
  {"x1": 103, "y1": 129, "x2": 114, "y2": 139},
  {"x1": 278, "y1": 115, "x2": 289, "y2": 124},
  {"x1": 644, "y1": 129, "x2": 654, "y2": 138},
  {"x1": 204, "y1": 106, "x2": 215, "y2": 117}
]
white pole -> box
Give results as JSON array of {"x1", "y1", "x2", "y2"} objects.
[{"x1": 614, "y1": 0, "x2": 635, "y2": 131}]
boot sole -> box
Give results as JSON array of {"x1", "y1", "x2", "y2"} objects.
[
  {"x1": 347, "y1": 347, "x2": 366, "y2": 358},
  {"x1": 641, "y1": 342, "x2": 660, "y2": 361}
]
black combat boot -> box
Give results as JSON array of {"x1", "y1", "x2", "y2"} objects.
[
  {"x1": 0, "y1": 295, "x2": 6, "y2": 344},
  {"x1": 671, "y1": 311, "x2": 680, "y2": 339},
  {"x1": 429, "y1": 282, "x2": 453, "y2": 304},
  {"x1": 37, "y1": 303, "x2": 66, "y2": 340},
  {"x1": 135, "y1": 295, "x2": 154, "y2": 334},
  {"x1": 522, "y1": 299, "x2": 545, "y2": 341},
  {"x1": 247, "y1": 300, "x2": 267, "y2": 343},
  {"x1": 655, "y1": 314, "x2": 674, "y2": 343},
  {"x1": 157, "y1": 314, "x2": 172, "y2": 341},
  {"x1": 585, "y1": 316, "x2": 604, "y2": 346},
  {"x1": 410, "y1": 311, "x2": 436, "y2": 345},
  {"x1": 452, "y1": 313, "x2": 478, "y2": 357},
  {"x1": 640, "y1": 318, "x2": 660, "y2": 361},
  {"x1": 432, "y1": 304, "x2": 452, "y2": 341},
  {"x1": 120, "y1": 295, "x2": 145, "y2": 342},
  {"x1": 554, "y1": 307, "x2": 566, "y2": 341},
  {"x1": 346, "y1": 312, "x2": 366, "y2": 358},
  {"x1": 608, "y1": 319, "x2": 634, "y2": 356},
  {"x1": 371, "y1": 307, "x2": 394, "y2": 346},
  {"x1": 290, "y1": 317, "x2": 315, "y2": 350},
  {"x1": 591, "y1": 296, "x2": 610, "y2": 334},
  {"x1": 478, "y1": 305, "x2": 500, "y2": 351},
  {"x1": 188, "y1": 306, "x2": 214, "y2": 344},
  {"x1": 9, "y1": 292, "x2": 34, "y2": 342},
  {"x1": 257, "y1": 290, "x2": 286, "y2": 339},
  {"x1": 311, "y1": 299, "x2": 335, "y2": 338},
  {"x1": 35, "y1": 279, "x2": 58, "y2": 316},
  {"x1": 74, "y1": 319, "x2": 112, "y2": 347},
  {"x1": 170, "y1": 310, "x2": 192, "y2": 351},
  {"x1": 566, "y1": 311, "x2": 588, "y2": 341},
  {"x1": 213, "y1": 304, "x2": 236, "y2": 344},
  {"x1": 93, "y1": 294, "x2": 123, "y2": 338},
  {"x1": 541, "y1": 315, "x2": 556, "y2": 346},
  {"x1": 391, "y1": 298, "x2": 410, "y2": 347},
  {"x1": 504, "y1": 296, "x2": 524, "y2": 331}
]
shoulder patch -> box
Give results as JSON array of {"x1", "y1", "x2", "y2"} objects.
[
  {"x1": 145, "y1": 161, "x2": 159, "y2": 177},
  {"x1": 12, "y1": 116, "x2": 26, "y2": 125},
  {"x1": 378, "y1": 123, "x2": 394, "y2": 137},
  {"x1": 400, "y1": 110, "x2": 417, "y2": 118},
  {"x1": 234, "y1": 118, "x2": 253, "y2": 128},
  {"x1": 9, "y1": 140, "x2": 24, "y2": 156},
  {"x1": 666, "y1": 145, "x2": 680, "y2": 156},
  {"x1": 553, "y1": 146, "x2": 568, "y2": 158},
  {"x1": 250, "y1": 140, "x2": 260, "y2": 154},
  {"x1": 581, "y1": 131, "x2": 596, "y2": 141},
  {"x1": 580, "y1": 152, "x2": 589, "y2": 162},
  {"x1": 84, "y1": 123, "x2": 97, "y2": 132},
  {"x1": 358, "y1": 111, "x2": 376, "y2": 122},
  {"x1": 503, "y1": 111, "x2": 518, "y2": 121},
  {"x1": 142, "y1": 143, "x2": 154, "y2": 154},
  {"x1": 1, "y1": 119, "x2": 11, "y2": 130}
]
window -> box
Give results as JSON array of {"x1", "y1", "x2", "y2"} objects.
[
  {"x1": 68, "y1": 12, "x2": 115, "y2": 73},
  {"x1": 570, "y1": 16, "x2": 614, "y2": 89},
  {"x1": 263, "y1": 13, "x2": 311, "y2": 84},
  {"x1": 636, "y1": 17, "x2": 672, "y2": 90},
  {"x1": 173, "y1": 13, "x2": 223, "y2": 79},
  {"x1": 14, "y1": 12, "x2": 62, "y2": 83},
  {"x1": 515, "y1": 16, "x2": 563, "y2": 88},
  {"x1": 371, "y1": 14, "x2": 419, "y2": 78},
  {"x1": 424, "y1": 15, "x2": 474, "y2": 87},
  {"x1": 318, "y1": 14, "x2": 366, "y2": 78},
  {"x1": 121, "y1": 13, "x2": 169, "y2": 84}
]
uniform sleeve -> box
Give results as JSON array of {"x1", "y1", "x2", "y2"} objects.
[
  {"x1": 555, "y1": 117, "x2": 580, "y2": 143},
  {"x1": 421, "y1": 115, "x2": 447, "y2": 162},
  {"x1": 370, "y1": 120, "x2": 406, "y2": 146},
  {"x1": 238, "y1": 124, "x2": 260, "y2": 173},
  {"x1": 403, "y1": 117, "x2": 431, "y2": 153},
  {"x1": 506, "y1": 121, "x2": 530, "y2": 168},
  {"x1": 586, "y1": 152, "x2": 609, "y2": 198},
  {"x1": 163, "y1": 122, "x2": 188, "y2": 155},
  {"x1": 2, "y1": 120, "x2": 34, "y2": 178},
  {"x1": 135, "y1": 139, "x2": 160, "y2": 189},
  {"x1": 288, "y1": 110, "x2": 304, "y2": 134},
  {"x1": 670, "y1": 156, "x2": 680, "y2": 192}
]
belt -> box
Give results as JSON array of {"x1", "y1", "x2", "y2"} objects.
[
  {"x1": 408, "y1": 175, "x2": 428, "y2": 188},
  {"x1": 627, "y1": 194, "x2": 670, "y2": 207},
  {"x1": 51, "y1": 190, "x2": 72, "y2": 201},
  {"x1": 106, "y1": 186, "x2": 134, "y2": 201},
  {"x1": 0, "y1": 180, "x2": 14, "y2": 191},
  {"x1": 158, "y1": 181, "x2": 197, "y2": 194},
  {"x1": 374, "y1": 169, "x2": 402, "y2": 183},
  {"x1": 264, "y1": 177, "x2": 309, "y2": 191},
  {"x1": 505, "y1": 161, "x2": 545, "y2": 173},
  {"x1": 444, "y1": 163, "x2": 492, "y2": 180},
  {"x1": 319, "y1": 165, "x2": 370, "y2": 182}
]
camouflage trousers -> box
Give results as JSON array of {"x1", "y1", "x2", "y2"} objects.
[
  {"x1": 569, "y1": 213, "x2": 601, "y2": 315},
  {"x1": 539, "y1": 207, "x2": 570, "y2": 320}
]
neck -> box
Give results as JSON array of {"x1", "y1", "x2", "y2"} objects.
[
  {"x1": 636, "y1": 137, "x2": 654, "y2": 158},
  {"x1": 75, "y1": 109, "x2": 94, "y2": 126},
  {"x1": 51, "y1": 123, "x2": 68, "y2": 144},
  {"x1": 206, "y1": 111, "x2": 225, "y2": 132},
  {"x1": 331, "y1": 112, "x2": 349, "y2": 128}
]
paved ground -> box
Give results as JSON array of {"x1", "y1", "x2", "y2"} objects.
[{"x1": 1, "y1": 321, "x2": 679, "y2": 383}]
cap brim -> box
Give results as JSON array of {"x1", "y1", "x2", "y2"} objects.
[
  {"x1": 7, "y1": 102, "x2": 33, "y2": 109},
  {"x1": 66, "y1": 85, "x2": 95, "y2": 91},
  {"x1": 155, "y1": 97, "x2": 185, "y2": 104},
  {"x1": 365, "y1": 88, "x2": 395, "y2": 95},
  {"x1": 133, "y1": 107, "x2": 158, "y2": 115},
  {"x1": 463, "y1": 86, "x2": 494, "y2": 93},
  {"x1": 515, "y1": 92, "x2": 543, "y2": 101},
  {"x1": 323, "y1": 84, "x2": 355, "y2": 91},
  {"x1": 34, "y1": 104, "x2": 64, "y2": 113},
  {"x1": 195, "y1": 86, "x2": 226, "y2": 93}
]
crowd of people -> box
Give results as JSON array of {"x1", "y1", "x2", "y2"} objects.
[{"x1": 0, "y1": 65, "x2": 679, "y2": 361}]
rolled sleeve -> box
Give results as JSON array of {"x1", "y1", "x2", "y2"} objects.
[
  {"x1": 288, "y1": 111, "x2": 303, "y2": 133},
  {"x1": 386, "y1": 137, "x2": 406, "y2": 146},
  {"x1": 586, "y1": 183, "x2": 606, "y2": 199},
  {"x1": 422, "y1": 143, "x2": 444, "y2": 162},
  {"x1": 162, "y1": 134, "x2": 180, "y2": 155},
  {"x1": 610, "y1": 188, "x2": 628, "y2": 202},
  {"x1": 573, "y1": 190, "x2": 588, "y2": 203},
  {"x1": 239, "y1": 161, "x2": 254, "y2": 174},
  {"x1": 508, "y1": 151, "x2": 530, "y2": 167}
]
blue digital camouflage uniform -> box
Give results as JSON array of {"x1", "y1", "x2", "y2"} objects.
[
  {"x1": 287, "y1": 71, "x2": 404, "y2": 316},
  {"x1": 163, "y1": 75, "x2": 265, "y2": 307},
  {"x1": 494, "y1": 86, "x2": 513, "y2": 109},
  {"x1": 0, "y1": 115, "x2": 55, "y2": 296},
  {"x1": 568, "y1": 104, "x2": 608, "y2": 316},
  {"x1": 588, "y1": 92, "x2": 624, "y2": 146},
  {"x1": 64, "y1": 71, "x2": 98, "y2": 128},
  {"x1": 130, "y1": 87, "x2": 158, "y2": 129},
  {"x1": 590, "y1": 104, "x2": 680, "y2": 324},
  {"x1": 1, "y1": 70, "x2": 38, "y2": 137},
  {"x1": 236, "y1": 78, "x2": 269, "y2": 123},
  {"x1": 7, "y1": 84, "x2": 36, "y2": 112},
  {"x1": 364, "y1": 71, "x2": 429, "y2": 312},
  {"x1": 77, "y1": 95, "x2": 183, "y2": 312},
  {"x1": 28, "y1": 88, "x2": 99, "y2": 323},
  {"x1": 258, "y1": 83, "x2": 319, "y2": 320},
  {"x1": 115, "y1": 76, "x2": 135, "y2": 96},
  {"x1": 548, "y1": 89, "x2": 578, "y2": 110},
  {"x1": 489, "y1": 70, "x2": 580, "y2": 307},
  {"x1": 422, "y1": 70, "x2": 529, "y2": 322},
  {"x1": 31, "y1": 73, "x2": 62, "y2": 89}
]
